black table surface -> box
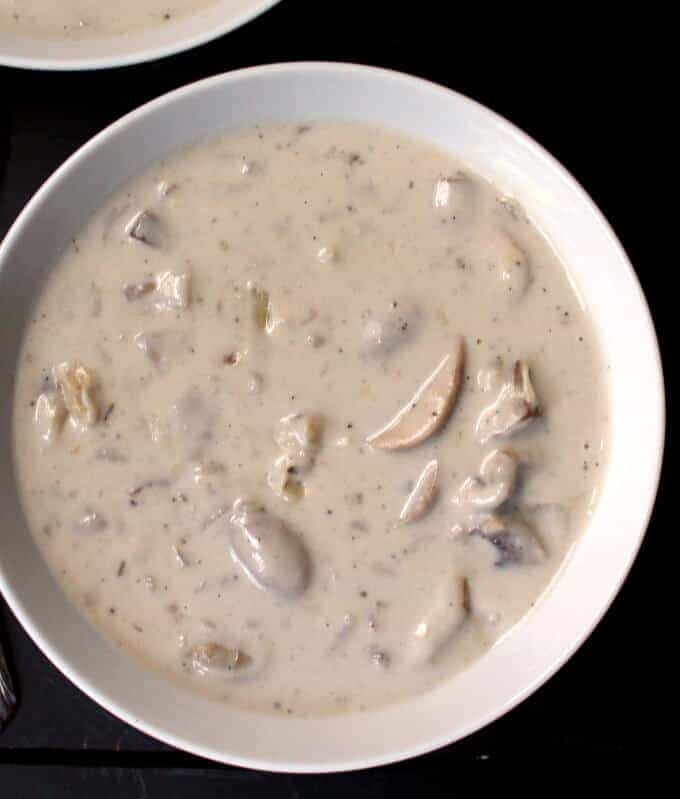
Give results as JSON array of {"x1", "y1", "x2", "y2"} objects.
[{"x1": 0, "y1": 2, "x2": 668, "y2": 794}]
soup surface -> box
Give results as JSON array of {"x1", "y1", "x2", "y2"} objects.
[
  {"x1": 13, "y1": 122, "x2": 608, "y2": 716},
  {"x1": 0, "y1": 0, "x2": 222, "y2": 38}
]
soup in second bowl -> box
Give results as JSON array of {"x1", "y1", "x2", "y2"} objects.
[{"x1": 0, "y1": 0, "x2": 222, "y2": 38}]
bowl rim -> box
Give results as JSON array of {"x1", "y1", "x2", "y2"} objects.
[
  {"x1": 0, "y1": 0, "x2": 281, "y2": 71},
  {"x1": 0, "y1": 61, "x2": 666, "y2": 772}
]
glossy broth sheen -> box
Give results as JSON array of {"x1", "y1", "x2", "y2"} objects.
[{"x1": 13, "y1": 122, "x2": 609, "y2": 715}]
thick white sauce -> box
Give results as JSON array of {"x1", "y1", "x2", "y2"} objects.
[
  {"x1": 13, "y1": 122, "x2": 609, "y2": 716},
  {"x1": 0, "y1": 0, "x2": 220, "y2": 38}
]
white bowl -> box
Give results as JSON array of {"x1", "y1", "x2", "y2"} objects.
[
  {"x1": 0, "y1": 0, "x2": 280, "y2": 70},
  {"x1": 0, "y1": 63, "x2": 664, "y2": 772}
]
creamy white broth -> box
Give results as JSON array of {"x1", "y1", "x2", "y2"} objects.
[
  {"x1": 13, "y1": 122, "x2": 608, "y2": 715},
  {"x1": 0, "y1": 0, "x2": 219, "y2": 38}
]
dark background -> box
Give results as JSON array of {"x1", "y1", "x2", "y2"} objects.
[{"x1": 0, "y1": 1, "x2": 667, "y2": 795}]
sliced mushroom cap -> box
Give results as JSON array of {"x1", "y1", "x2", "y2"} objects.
[
  {"x1": 452, "y1": 449, "x2": 518, "y2": 513},
  {"x1": 470, "y1": 514, "x2": 546, "y2": 567},
  {"x1": 54, "y1": 360, "x2": 99, "y2": 430},
  {"x1": 410, "y1": 576, "x2": 471, "y2": 665},
  {"x1": 228, "y1": 500, "x2": 311, "y2": 599},
  {"x1": 367, "y1": 337, "x2": 465, "y2": 450},
  {"x1": 34, "y1": 391, "x2": 67, "y2": 446},
  {"x1": 476, "y1": 360, "x2": 540, "y2": 443},
  {"x1": 398, "y1": 459, "x2": 439, "y2": 525}
]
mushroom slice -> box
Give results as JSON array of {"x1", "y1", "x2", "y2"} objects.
[
  {"x1": 475, "y1": 360, "x2": 540, "y2": 443},
  {"x1": 471, "y1": 514, "x2": 546, "y2": 567},
  {"x1": 398, "y1": 459, "x2": 439, "y2": 525},
  {"x1": 452, "y1": 449, "x2": 518, "y2": 513},
  {"x1": 125, "y1": 210, "x2": 163, "y2": 247},
  {"x1": 189, "y1": 642, "x2": 252, "y2": 677},
  {"x1": 410, "y1": 576, "x2": 471, "y2": 664},
  {"x1": 367, "y1": 338, "x2": 465, "y2": 450},
  {"x1": 228, "y1": 500, "x2": 310, "y2": 599},
  {"x1": 54, "y1": 360, "x2": 99, "y2": 429},
  {"x1": 34, "y1": 391, "x2": 67, "y2": 445},
  {"x1": 154, "y1": 271, "x2": 191, "y2": 311}
]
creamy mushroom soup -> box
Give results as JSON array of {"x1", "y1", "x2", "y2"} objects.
[
  {"x1": 13, "y1": 122, "x2": 609, "y2": 715},
  {"x1": 0, "y1": 0, "x2": 219, "y2": 38}
]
